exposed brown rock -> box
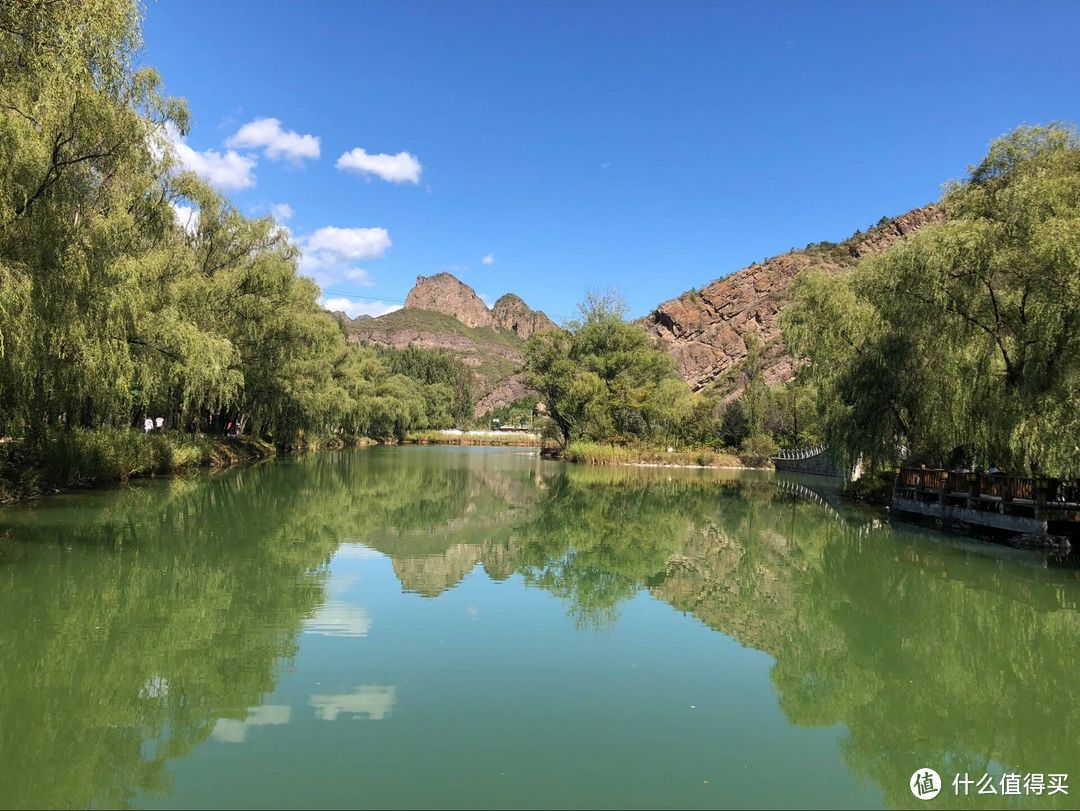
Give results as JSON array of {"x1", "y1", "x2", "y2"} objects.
[
  {"x1": 475, "y1": 373, "x2": 531, "y2": 415},
  {"x1": 848, "y1": 205, "x2": 944, "y2": 258},
  {"x1": 643, "y1": 204, "x2": 943, "y2": 392},
  {"x1": 404, "y1": 272, "x2": 494, "y2": 329},
  {"x1": 345, "y1": 321, "x2": 494, "y2": 363},
  {"x1": 401, "y1": 274, "x2": 557, "y2": 338},
  {"x1": 491, "y1": 294, "x2": 558, "y2": 339},
  {"x1": 339, "y1": 205, "x2": 941, "y2": 416}
]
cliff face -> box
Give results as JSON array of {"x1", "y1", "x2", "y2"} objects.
[{"x1": 643, "y1": 205, "x2": 943, "y2": 391}]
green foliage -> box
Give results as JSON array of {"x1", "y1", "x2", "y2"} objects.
[
  {"x1": 719, "y1": 399, "x2": 749, "y2": 448},
  {"x1": 0, "y1": 428, "x2": 278, "y2": 497},
  {"x1": 563, "y1": 440, "x2": 741, "y2": 468},
  {"x1": 524, "y1": 294, "x2": 694, "y2": 448},
  {"x1": 483, "y1": 395, "x2": 539, "y2": 429},
  {"x1": 352, "y1": 307, "x2": 523, "y2": 409},
  {"x1": 376, "y1": 346, "x2": 474, "y2": 425},
  {"x1": 740, "y1": 334, "x2": 767, "y2": 436},
  {"x1": 523, "y1": 293, "x2": 809, "y2": 460},
  {"x1": 842, "y1": 469, "x2": 895, "y2": 504},
  {"x1": 803, "y1": 240, "x2": 853, "y2": 265},
  {"x1": 739, "y1": 433, "x2": 778, "y2": 467},
  {"x1": 784, "y1": 124, "x2": 1080, "y2": 476}
]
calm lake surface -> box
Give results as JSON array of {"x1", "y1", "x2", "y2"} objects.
[{"x1": 1, "y1": 445, "x2": 1078, "y2": 809}]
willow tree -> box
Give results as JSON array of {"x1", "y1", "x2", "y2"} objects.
[
  {"x1": 783, "y1": 125, "x2": 1080, "y2": 475},
  {"x1": 524, "y1": 292, "x2": 690, "y2": 447},
  {"x1": 0, "y1": 0, "x2": 183, "y2": 436}
]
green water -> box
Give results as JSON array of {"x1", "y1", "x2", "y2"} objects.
[{"x1": 0, "y1": 446, "x2": 1077, "y2": 809}]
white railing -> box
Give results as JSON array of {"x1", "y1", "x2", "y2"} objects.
[{"x1": 772, "y1": 443, "x2": 827, "y2": 461}]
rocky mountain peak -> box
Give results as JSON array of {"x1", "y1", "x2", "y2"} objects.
[
  {"x1": 404, "y1": 273, "x2": 494, "y2": 329},
  {"x1": 492, "y1": 293, "x2": 558, "y2": 339},
  {"x1": 402, "y1": 273, "x2": 557, "y2": 338}
]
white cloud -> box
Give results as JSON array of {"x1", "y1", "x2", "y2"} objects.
[
  {"x1": 481, "y1": 254, "x2": 495, "y2": 266},
  {"x1": 161, "y1": 122, "x2": 256, "y2": 191},
  {"x1": 335, "y1": 543, "x2": 384, "y2": 559},
  {"x1": 479, "y1": 292, "x2": 494, "y2": 308},
  {"x1": 343, "y1": 268, "x2": 375, "y2": 286},
  {"x1": 296, "y1": 226, "x2": 391, "y2": 296},
  {"x1": 226, "y1": 118, "x2": 320, "y2": 164},
  {"x1": 322, "y1": 297, "x2": 402, "y2": 319},
  {"x1": 336, "y1": 147, "x2": 422, "y2": 184},
  {"x1": 305, "y1": 226, "x2": 391, "y2": 261},
  {"x1": 271, "y1": 202, "x2": 293, "y2": 221},
  {"x1": 171, "y1": 202, "x2": 200, "y2": 235}
]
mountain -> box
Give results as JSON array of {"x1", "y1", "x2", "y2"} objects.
[
  {"x1": 341, "y1": 273, "x2": 558, "y2": 414},
  {"x1": 642, "y1": 205, "x2": 943, "y2": 392},
  {"x1": 403, "y1": 272, "x2": 494, "y2": 330},
  {"x1": 339, "y1": 206, "x2": 942, "y2": 417},
  {"x1": 402, "y1": 273, "x2": 557, "y2": 338},
  {"x1": 491, "y1": 293, "x2": 558, "y2": 339}
]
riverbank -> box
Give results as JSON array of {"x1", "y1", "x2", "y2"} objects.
[
  {"x1": 557, "y1": 440, "x2": 763, "y2": 470},
  {"x1": 1, "y1": 430, "x2": 769, "y2": 504},
  {"x1": 0, "y1": 429, "x2": 374, "y2": 503},
  {"x1": 403, "y1": 429, "x2": 540, "y2": 447}
]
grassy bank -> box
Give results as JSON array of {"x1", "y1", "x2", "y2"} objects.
[
  {"x1": 0, "y1": 428, "x2": 280, "y2": 502},
  {"x1": 561, "y1": 441, "x2": 753, "y2": 469},
  {"x1": 403, "y1": 430, "x2": 540, "y2": 447}
]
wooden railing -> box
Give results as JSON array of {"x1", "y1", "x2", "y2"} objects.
[{"x1": 896, "y1": 467, "x2": 1071, "y2": 507}]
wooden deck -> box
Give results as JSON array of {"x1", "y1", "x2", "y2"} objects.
[{"x1": 892, "y1": 467, "x2": 1080, "y2": 546}]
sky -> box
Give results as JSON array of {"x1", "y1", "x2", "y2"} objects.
[{"x1": 142, "y1": 1, "x2": 1080, "y2": 321}]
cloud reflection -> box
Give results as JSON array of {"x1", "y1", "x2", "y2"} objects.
[
  {"x1": 212, "y1": 705, "x2": 292, "y2": 743},
  {"x1": 303, "y1": 601, "x2": 372, "y2": 638},
  {"x1": 309, "y1": 685, "x2": 396, "y2": 721}
]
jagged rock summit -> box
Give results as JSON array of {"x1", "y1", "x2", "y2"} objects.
[
  {"x1": 642, "y1": 205, "x2": 944, "y2": 392},
  {"x1": 404, "y1": 272, "x2": 494, "y2": 329},
  {"x1": 403, "y1": 273, "x2": 557, "y2": 337},
  {"x1": 491, "y1": 293, "x2": 557, "y2": 339}
]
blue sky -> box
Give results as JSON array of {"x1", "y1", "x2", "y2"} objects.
[{"x1": 143, "y1": 1, "x2": 1080, "y2": 321}]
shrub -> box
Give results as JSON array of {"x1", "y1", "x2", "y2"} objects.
[{"x1": 739, "y1": 434, "x2": 778, "y2": 467}]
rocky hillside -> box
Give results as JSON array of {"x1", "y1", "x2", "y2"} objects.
[
  {"x1": 341, "y1": 273, "x2": 557, "y2": 414},
  {"x1": 643, "y1": 205, "x2": 943, "y2": 392}
]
